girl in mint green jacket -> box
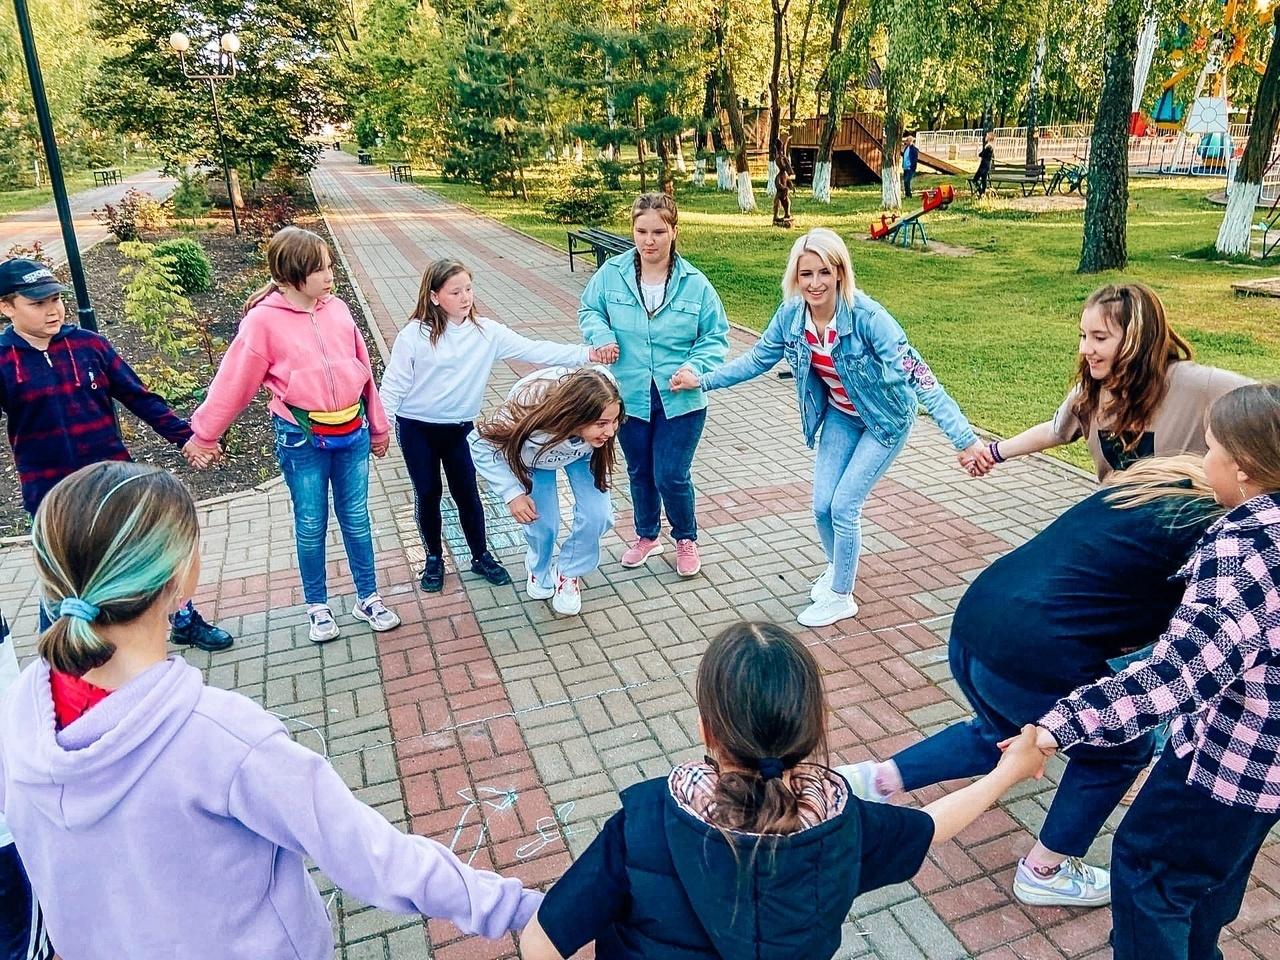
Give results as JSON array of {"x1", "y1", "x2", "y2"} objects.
[{"x1": 577, "y1": 194, "x2": 729, "y2": 579}]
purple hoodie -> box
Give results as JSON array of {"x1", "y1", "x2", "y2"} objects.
[{"x1": 0, "y1": 657, "x2": 541, "y2": 958}]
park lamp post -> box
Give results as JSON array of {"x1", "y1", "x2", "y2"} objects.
[
  {"x1": 12, "y1": 0, "x2": 98, "y2": 331},
  {"x1": 169, "y1": 29, "x2": 242, "y2": 235}
]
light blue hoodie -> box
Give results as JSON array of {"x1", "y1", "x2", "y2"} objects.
[
  {"x1": 702, "y1": 291, "x2": 978, "y2": 451},
  {"x1": 578, "y1": 251, "x2": 730, "y2": 420},
  {"x1": 0, "y1": 656, "x2": 541, "y2": 959}
]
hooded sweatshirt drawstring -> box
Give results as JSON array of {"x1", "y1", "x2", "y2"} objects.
[
  {"x1": 62, "y1": 336, "x2": 81, "y2": 386},
  {"x1": 10, "y1": 345, "x2": 21, "y2": 385}
]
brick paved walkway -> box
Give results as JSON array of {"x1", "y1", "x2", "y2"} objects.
[
  {"x1": 5, "y1": 149, "x2": 1280, "y2": 959},
  {"x1": 0, "y1": 168, "x2": 171, "y2": 263}
]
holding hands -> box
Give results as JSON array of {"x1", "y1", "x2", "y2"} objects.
[
  {"x1": 957, "y1": 441, "x2": 996, "y2": 478},
  {"x1": 997, "y1": 724, "x2": 1058, "y2": 781},
  {"x1": 669, "y1": 368, "x2": 701, "y2": 392},
  {"x1": 182, "y1": 438, "x2": 222, "y2": 470},
  {"x1": 371, "y1": 435, "x2": 390, "y2": 458},
  {"x1": 590, "y1": 343, "x2": 620, "y2": 364}
]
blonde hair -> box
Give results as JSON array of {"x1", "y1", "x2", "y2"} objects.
[
  {"x1": 781, "y1": 228, "x2": 856, "y2": 307},
  {"x1": 1209, "y1": 382, "x2": 1280, "y2": 493},
  {"x1": 1103, "y1": 454, "x2": 1221, "y2": 518},
  {"x1": 33, "y1": 462, "x2": 200, "y2": 676},
  {"x1": 244, "y1": 226, "x2": 332, "y2": 314}
]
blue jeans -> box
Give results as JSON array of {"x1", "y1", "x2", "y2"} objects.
[
  {"x1": 812, "y1": 408, "x2": 908, "y2": 595},
  {"x1": 275, "y1": 417, "x2": 378, "y2": 605},
  {"x1": 617, "y1": 382, "x2": 706, "y2": 542},
  {"x1": 893, "y1": 642, "x2": 1155, "y2": 857},
  {"x1": 524, "y1": 457, "x2": 614, "y2": 586}
]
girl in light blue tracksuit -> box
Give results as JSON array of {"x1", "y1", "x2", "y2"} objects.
[{"x1": 674, "y1": 228, "x2": 985, "y2": 628}]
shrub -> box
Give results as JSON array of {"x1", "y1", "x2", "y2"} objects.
[
  {"x1": 154, "y1": 237, "x2": 213, "y2": 294},
  {"x1": 543, "y1": 167, "x2": 617, "y2": 225},
  {"x1": 117, "y1": 240, "x2": 201, "y2": 401},
  {"x1": 242, "y1": 191, "x2": 300, "y2": 241},
  {"x1": 94, "y1": 189, "x2": 166, "y2": 242},
  {"x1": 169, "y1": 171, "x2": 212, "y2": 223},
  {"x1": 594, "y1": 156, "x2": 627, "y2": 191},
  {"x1": 4, "y1": 241, "x2": 57, "y2": 270}
]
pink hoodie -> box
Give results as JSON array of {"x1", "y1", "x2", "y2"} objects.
[{"x1": 191, "y1": 290, "x2": 390, "y2": 443}]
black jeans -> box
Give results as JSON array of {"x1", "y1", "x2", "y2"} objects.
[
  {"x1": 903, "y1": 169, "x2": 916, "y2": 197},
  {"x1": 1111, "y1": 745, "x2": 1279, "y2": 960},
  {"x1": 892, "y1": 642, "x2": 1154, "y2": 857},
  {"x1": 397, "y1": 417, "x2": 487, "y2": 560},
  {"x1": 617, "y1": 382, "x2": 707, "y2": 542}
]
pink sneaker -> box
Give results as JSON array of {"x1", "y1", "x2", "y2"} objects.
[
  {"x1": 621, "y1": 537, "x2": 663, "y2": 568},
  {"x1": 675, "y1": 539, "x2": 702, "y2": 577}
]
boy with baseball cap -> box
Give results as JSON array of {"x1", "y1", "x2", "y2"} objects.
[{"x1": 0, "y1": 258, "x2": 232, "y2": 651}]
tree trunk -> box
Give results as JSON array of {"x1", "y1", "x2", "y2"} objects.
[
  {"x1": 1079, "y1": 0, "x2": 1141, "y2": 273},
  {"x1": 1026, "y1": 33, "x2": 1046, "y2": 167},
  {"x1": 674, "y1": 134, "x2": 687, "y2": 174},
  {"x1": 694, "y1": 157, "x2": 707, "y2": 186},
  {"x1": 658, "y1": 135, "x2": 674, "y2": 195},
  {"x1": 716, "y1": 155, "x2": 732, "y2": 189},
  {"x1": 767, "y1": 0, "x2": 789, "y2": 197},
  {"x1": 882, "y1": 109, "x2": 904, "y2": 209},
  {"x1": 719, "y1": 18, "x2": 756, "y2": 210},
  {"x1": 1216, "y1": 26, "x2": 1280, "y2": 254},
  {"x1": 812, "y1": 0, "x2": 851, "y2": 203}
]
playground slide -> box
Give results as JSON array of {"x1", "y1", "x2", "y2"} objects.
[{"x1": 846, "y1": 114, "x2": 966, "y2": 178}]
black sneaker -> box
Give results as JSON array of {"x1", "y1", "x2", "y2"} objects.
[
  {"x1": 471, "y1": 551, "x2": 512, "y2": 586},
  {"x1": 420, "y1": 555, "x2": 445, "y2": 592},
  {"x1": 170, "y1": 608, "x2": 234, "y2": 652}
]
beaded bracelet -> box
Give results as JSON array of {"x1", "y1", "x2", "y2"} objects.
[{"x1": 988, "y1": 440, "x2": 1005, "y2": 464}]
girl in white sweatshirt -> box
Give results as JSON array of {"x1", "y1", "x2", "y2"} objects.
[
  {"x1": 380, "y1": 260, "x2": 610, "y2": 593},
  {"x1": 469, "y1": 367, "x2": 623, "y2": 617}
]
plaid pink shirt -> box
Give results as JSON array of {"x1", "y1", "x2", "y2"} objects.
[{"x1": 1041, "y1": 493, "x2": 1280, "y2": 811}]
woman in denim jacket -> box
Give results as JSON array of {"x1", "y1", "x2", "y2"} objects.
[
  {"x1": 578, "y1": 194, "x2": 730, "y2": 579},
  {"x1": 673, "y1": 228, "x2": 986, "y2": 627}
]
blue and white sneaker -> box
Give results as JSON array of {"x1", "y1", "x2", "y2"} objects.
[
  {"x1": 1013, "y1": 857, "x2": 1111, "y2": 907},
  {"x1": 352, "y1": 594, "x2": 401, "y2": 632}
]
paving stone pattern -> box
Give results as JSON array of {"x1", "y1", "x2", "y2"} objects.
[{"x1": 4, "y1": 150, "x2": 1278, "y2": 958}]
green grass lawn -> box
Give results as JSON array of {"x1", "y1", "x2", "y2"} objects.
[
  {"x1": 417, "y1": 169, "x2": 1280, "y2": 472},
  {"x1": 0, "y1": 157, "x2": 159, "y2": 219}
]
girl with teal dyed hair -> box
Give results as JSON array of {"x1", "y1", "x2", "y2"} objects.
[{"x1": 0, "y1": 461, "x2": 542, "y2": 959}]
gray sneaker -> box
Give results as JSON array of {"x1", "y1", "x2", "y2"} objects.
[
  {"x1": 308, "y1": 604, "x2": 340, "y2": 644},
  {"x1": 352, "y1": 594, "x2": 401, "y2": 632},
  {"x1": 1013, "y1": 857, "x2": 1111, "y2": 908}
]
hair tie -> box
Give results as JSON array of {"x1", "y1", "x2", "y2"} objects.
[
  {"x1": 58, "y1": 597, "x2": 99, "y2": 623},
  {"x1": 758, "y1": 757, "x2": 785, "y2": 781}
]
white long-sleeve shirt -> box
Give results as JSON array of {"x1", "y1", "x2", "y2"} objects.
[
  {"x1": 468, "y1": 367, "x2": 599, "y2": 504},
  {"x1": 379, "y1": 315, "x2": 590, "y2": 423}
]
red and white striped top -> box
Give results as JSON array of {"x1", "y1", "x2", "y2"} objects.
[{"x1": 804, "y1": 316, "x2": 857, "y2": 416}]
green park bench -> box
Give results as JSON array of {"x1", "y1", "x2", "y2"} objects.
[
  {"x1": 972, "y1": 160, "x2": 1047, "y2": 197},
  {"x1": 388, "y1": 161, "x2": 413, "y2": 183},
  {"x1": 92, "y1": 167, "x2": 122, "y2": 187},
  {"x1": 567, "y1": 227, "x2": 631, "y2": 271}
]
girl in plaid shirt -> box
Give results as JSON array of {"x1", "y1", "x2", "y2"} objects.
[{"x1": 1031, "y1": 382, "x2": 1280, "y2": 960}]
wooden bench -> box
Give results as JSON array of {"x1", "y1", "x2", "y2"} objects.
[
  {"x1": 357, "y1": 151, "x2": 372, "y2": 165},
  {"x1": 567, "y1": 227, "x2": 631, "y2": 271},
  {"x1": 93, "y1": 167, "x2": 122, "y2": 187},
  {"x1": 388, "y1": 162, "x2": 413, "y2": 183},
  {"x1": 971, "y1": 161, "x2": 1047, "y2": 197}
]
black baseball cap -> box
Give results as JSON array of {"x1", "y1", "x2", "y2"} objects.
[{"x1": 0, "y1": 259, "x2": 67, "y2": 300}]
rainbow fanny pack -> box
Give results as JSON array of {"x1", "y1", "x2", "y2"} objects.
[{"x1": 288, "y1": 400, "x2": 367, "y2": 450}]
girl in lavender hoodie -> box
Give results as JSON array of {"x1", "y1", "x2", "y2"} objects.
[
  {"x1": 185, "y1": 226, "x2": 399, "y2": 644},
  {"x1": 0, "y1": 461, "x2": 542, "y2": 959}
]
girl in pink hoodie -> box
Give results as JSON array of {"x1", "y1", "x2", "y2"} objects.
[
  {"x1": 186, "y1": 227, "x2": 400, "y2": 643},
  {"x1": 0, "y1": 461, "x2": 541, "y2": 959}
]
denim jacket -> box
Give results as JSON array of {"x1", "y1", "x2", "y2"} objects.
[
  {"x1": 701, "y1": 292, "x2": 977, "y2": 451},
  {"x1": 578, "y1": 251, "x2": 730, "y2": 421}
]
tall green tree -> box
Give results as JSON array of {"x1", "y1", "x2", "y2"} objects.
[
  {"x1": 86, "y1": 0, "x2": 349, "y2": 178},
  {"x1": 442, "y1": 0, "x2": 547, "y2": 198},
  {"x1": 1216, "y1": 25, "x2": 1280, "y2": 254}
]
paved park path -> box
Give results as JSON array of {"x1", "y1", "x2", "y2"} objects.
[
  {"x1": 5, "y1": 149, "x2": 1280, "y2": 959},
  {"x1": 0, "y1": 168, "x2": 171, "y2": 263}
]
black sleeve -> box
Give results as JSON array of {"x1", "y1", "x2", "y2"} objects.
[
  {"x1": 538, "y1": 809, "x2": 631, "y2": 958},
  {"x1": 855, "y1": 800, "x2": 935, "y2": 894}
]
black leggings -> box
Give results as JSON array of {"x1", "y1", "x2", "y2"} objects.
[{"x1": 396, "y1": 417, "x2": 487, "y2": 560}]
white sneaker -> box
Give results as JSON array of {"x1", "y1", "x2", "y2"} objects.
[
  {"x1": 526, "y1": 573, "x2": 554, "y2": 601},
  {"x1": 810, "y1": 564, "x2": 835, "y2": 601},
  {"x1": 834, "y1": 761, "x2": 888, "y2": 803},
  {"x1": 797, "y1": 588, "x2": 858, "y2": 627},
  {"x1": 352, "y1": 594, "x2": 401, "y2": 632},
  {"x1": 551, "y1": 574, "x2": 582, "y2": 616},
  {"x1": 308, "y1": 604, "x2": 340, "y2": 644},
  {"x1": 1013, "y1": 857, "x2": 1111, "y2": 908}
]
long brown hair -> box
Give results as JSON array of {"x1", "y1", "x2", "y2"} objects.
[
  {"x1": 1071, "y1": 283, "x2": 1193, "y2": 451},
  {"x1": 410, "y1": 259, "x2": 479, "y2": 345},
  {"x1": 32, "y1": 462, "x2": 200, "y2": 676},
  {"x1": 696, "y1": 621, "x2": 829, "y2": 838},
  {"x1": 243, "y1": 226, "x2": 331, "y2": 314},
  {"x1": 1209, "y1": 382, "x2": 1280, "y2": 492},
  {"x1": 631, "y1": 193, "x2": 678, "y2": 313},
  {"x1": 476, "y1": 369, "x2": 623, "y2": 494}
]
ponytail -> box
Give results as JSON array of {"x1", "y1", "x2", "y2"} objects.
[
  {"x1": 243, "y1": 280, "x2": 278, "y2": 316},
  {"x1": 33, "y1": 462, "x2": 200, "y2": 677}
]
